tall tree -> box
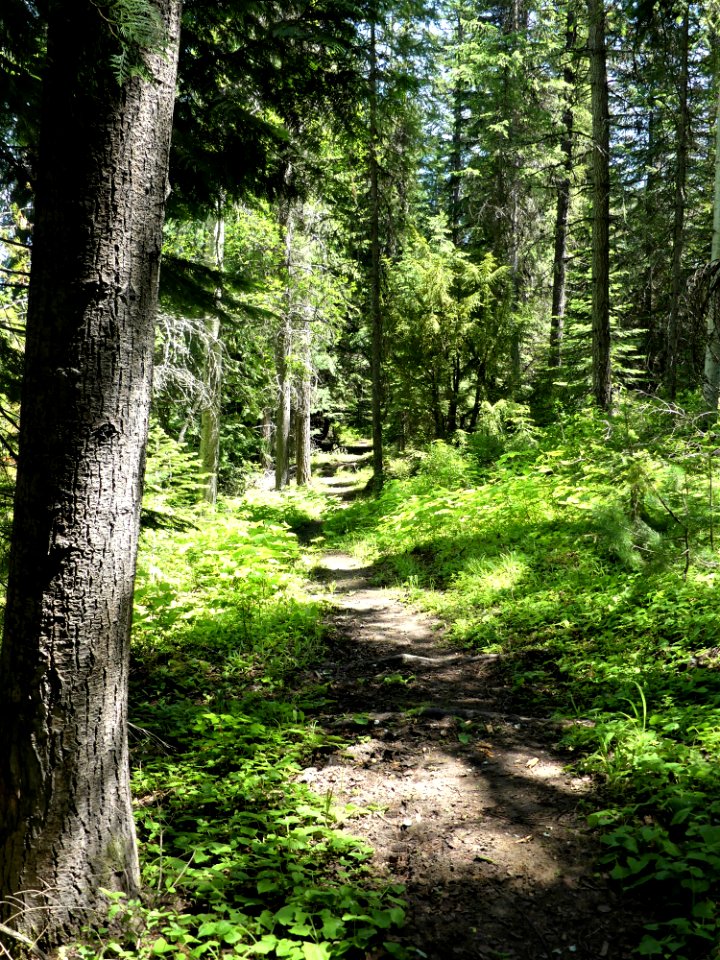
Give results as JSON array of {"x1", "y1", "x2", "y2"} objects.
[
  {"x1": 588, "y1": 0, "x2": 612, "y2": 408},
  {"x1": 369, "y1": 16, "x2": 385, "y2": 491},
  {"x1": 199, "y1": 202, "x2": 225, "y2": 504},
  {"x1": 295, "y1": 308, "x2": 313, "y2": 486},
  {"x1": 0, "y1": 0, "x2": 181, "y2": 945},
  {"x1": 702, "y1": 78, "x2": 720, "y2": 421},
  {"x1": 666, "y1": 3, "x2": 690, "y2": 399},
  {"x1": 275, "y1": 202, "x2": 295, "y2": 490},
  {"x1": 549, "y1": 2, "x2": 577, "y2": 369}
]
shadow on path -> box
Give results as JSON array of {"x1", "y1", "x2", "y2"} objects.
[{"x1": 299, "y1": 551, "x2": 652, "y2": 960}]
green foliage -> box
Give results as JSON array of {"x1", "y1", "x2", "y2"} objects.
[
  {"x1": 385, "y1": 222, "x2": 513, "y2": 441},
  {"x1": 464, "y1": 399, "x2": 539, "y2": 467},
  {"x1": 92, "y1": 0, "x2": 167, "y2": 84},
  {"x1": 414, "y1": 440, "x2": 470, "y2": 489},
  {"x1": 77, "y1": 492, "x2": 407, "y2": 960},
  {"x1": 324, "y1": 396, "x2": 720, "y2": 958},
  {"x1": 141, "y1": 426, "x2": 206, "y2": 529}
]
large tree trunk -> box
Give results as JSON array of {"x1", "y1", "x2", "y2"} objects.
[
  {"x1": 0, "y1": 0, "x2": 181, "y2": 946},
  {"x1": 369, "y1": 18, "x2": 384, "y2": 493},
  {"x1": 667, "y1": 5, "x2": 690, "y2": 400},
  {"x1": 588, "y1": 0, "x2": 612, "y2": 408},
  {"x1": 199, "y1": 206, "x2": 225, "y2": 505},
  {"x1": 549, "y1": 3, "x2": 576, "y2": 369}
]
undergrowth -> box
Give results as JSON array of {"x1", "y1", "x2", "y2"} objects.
[
  {"x1": 75, "y1": 487, "x2": 407, "y2": 960},
  {"x1": 322, "y1": 397, "x2": 720, "y2": 960}
]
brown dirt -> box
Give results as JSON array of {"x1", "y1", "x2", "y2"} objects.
[{"x1": 299, "y1": 551, "x2": 650, "y2": 960}]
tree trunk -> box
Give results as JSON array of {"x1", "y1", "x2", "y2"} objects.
[
  {"x1": 369, "y1": 18, "x2": 384, "y2": 492},
  {"x1": 431, "y1": 377, "x2": 444, "y2": 439},
  {"x1": 275, "y1": 318, "x2": 293, "y2": 490},
  {"x1": 642, "y1": 107, "x2": 661, "y2": 377},
  {"x1": 468, "y1": 370, "x2": 485, "y2": 430},
  {"x1": 446, "y1": 354, "x2": 461, "y2": 435},
  {"x1": 702, "y1": 81, "x2": 720, "y2": 422},
  {"x1": 262, "y1": 408, "x2": 274, "y2": 469},
  {"x1": 295, "y1": 307, "x2": 313, "y2": 487},
  {"x1": 549, "y1": 4, "x2": 576, "y2": 369},
  {"x1": 588, "y1": 0, "x2": 612, "y2": 408},
  {"x1": 500, "y1": 0, "x2": 526, "y2": 392},
  {"x1": 667, "y1": 5, "x2": 690, "y2": 400},
  {"x1": 449, "y1": 12, "x2": 465, "y2": 247},
  {"x1": 199, "y1": 205, "x2": 225, "y2": 505},
  {"x1": 275, "y1": 205, "x2": 294, "y2": 491},
  {"x1": 0, "y1": 0, "x2": 181, "y2": 946}
]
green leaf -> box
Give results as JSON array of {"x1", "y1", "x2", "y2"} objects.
[
  {"x1": 692, "y1": 900, "x2": 716, "y2": 920},
  {"x1": 257, "y1": 878, "x2": 280, "y2": 894},
  {"x1": 223, "y1": 929, "x2": 243, "y2": 945},
  {"x1": 302, "y1": 945, "x2": 332, "y2": 960},
  {"x1": 637, "y1": 937, "x2": 666, "y2": 956},
  {"x1": 320, "y1": 916, "x2": 345, "y2": 939},
  {"x1": 150, "y1": 938, "x2": 175, "y2": 955},
  {"x1": 250, "y1": 935, "x2": 278, "y2": 955}
]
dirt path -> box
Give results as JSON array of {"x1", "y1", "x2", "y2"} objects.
[{"x1": 300, "y1": 551, "x2": 647, "y2": 960}]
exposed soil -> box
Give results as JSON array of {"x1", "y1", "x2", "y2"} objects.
[{"x1": 298, "y1": 548, "x2": 651, "y2": 960}]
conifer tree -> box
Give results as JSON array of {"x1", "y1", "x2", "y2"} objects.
[
  {"x1": 588, "y1": 0, "x2": 612, "y2": 408},
  {"x1": 0, "y1": 0, "x2": 181, "y2": 945}
]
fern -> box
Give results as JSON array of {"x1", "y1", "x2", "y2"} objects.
[{"x1": 91, "y1": 0, "x2": 166, "y2": 84}]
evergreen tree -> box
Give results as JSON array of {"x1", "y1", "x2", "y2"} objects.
[{"x1": 0, "y1": 0, "x2": 181, "y2": 944}]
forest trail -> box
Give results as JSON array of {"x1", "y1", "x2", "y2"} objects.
[{"x1": 298, "y1": 547, "x2": 647, "y2": 959}]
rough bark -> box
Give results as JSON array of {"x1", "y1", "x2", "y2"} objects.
[
  {"x1": 667, "y1": 6, "x2": 690, "y2": 400},
  {"x1": 369, "y1": 18, "x2": 384, "y2": 493},
  {"x1": 199, "y1": 207, "x2": 225, "y2": 505},
  {"x1": 549, "y1": 4, "x2": 576, "y2": 369},
  {"x1": 0, "y1": 0, "x2": 181, "y2": 945},
  {"x1": 702, "y1": 82, "x2": 720, "y2": 422},
  {"x1": 588, "y1": 0, "x2": 612, "y2": 409},
  {"x1": 499, "y1": 0, "x2": 527, "y2": 397},
  {"x1": 642, "y1": 108, "x2": 660, "y2": 376}
]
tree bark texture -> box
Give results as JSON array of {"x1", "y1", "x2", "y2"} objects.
[
  {"x1": 199, "y1": 209, "x2": 225, "y2": 505},
  {"x1": 549, "y1": 3, "x2": 576, "y2": 369},
  {"x1": 0, "y1": 0, "x2": 181, "y2": 946},
  {"x1": 642, "y1": 108, "x2": 661, "y2": 376},
  {"x1": 369, "y1": 18, "x2": 385, "y2": 493},
  {"x1": 702, "y1": 81, "x2": 720, "y2": 421},
  {"x1": 588, "y1": 0, "x2": 612, "y2": 408},
  {"x1": 667, "y1": 6, "x2": 690, "y2": 400}
]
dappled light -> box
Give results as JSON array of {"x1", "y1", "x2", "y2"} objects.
[
  {"x1": 114, "y1": 407, "x2": 720, "y2": 958},
  {"x1": 3, "y1": 1, "x2": 719, "y2": 954}
]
